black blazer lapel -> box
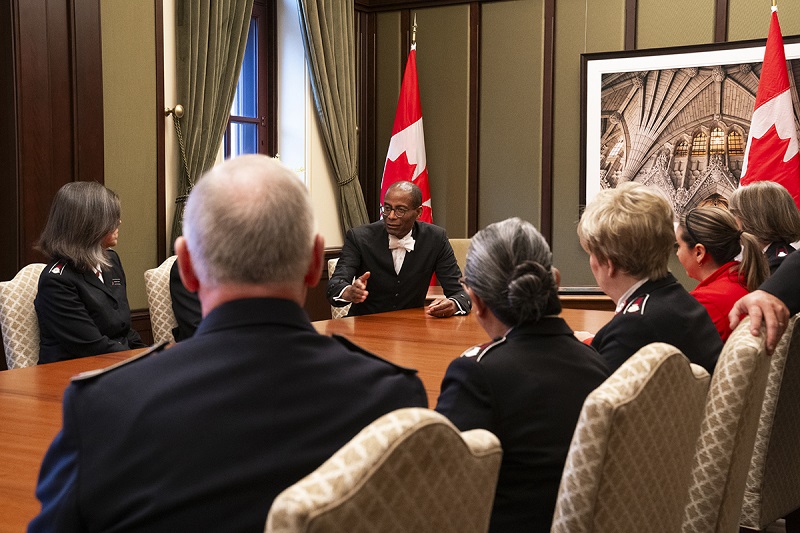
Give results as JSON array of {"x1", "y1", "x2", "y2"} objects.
[
  {"x1": 83, "y1": 270, "x2": 115, "y2": 299},
  {"x1": 396, "y1": 222, "x2": 423, "y2": 275}
]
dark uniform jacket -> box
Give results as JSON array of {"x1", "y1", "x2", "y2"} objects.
[
  {"x1": 29, "y1": 298, "x2": 427, "y2": 533},
  {"x1": 35, "y1": 250, "x2": 145, "y2": 364},
  {"x1": 169, "y1": 259, "x2": 201, "y2": 341},
  {"x1": 435, "y1": 318, "x2": 610, "y2": 533},
  {"x1": 765, "y1": 241, "x2": 796, "y2": 275},
  {"x1": 327, "y1": 220, "x2": 471, "y2": 316},
  {"x1": 763, "y1": 249, "x2": 800, "y2": 314},
  {"x1": 591, "y1": 274, "x2": 721, "y2": 375}
]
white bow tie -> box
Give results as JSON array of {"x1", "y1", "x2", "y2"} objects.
[{"x1": 389, "y1": 234, "x2": 415, "y2": 253}]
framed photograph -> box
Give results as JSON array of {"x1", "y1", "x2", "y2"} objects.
[{"x1": 580, "y1": 37, "x2": 800, "y2": 216}]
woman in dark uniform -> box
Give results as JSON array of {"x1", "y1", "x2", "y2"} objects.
[
  {"x1": 35, "y1": 182, "x2": 145, "y2": 364},
  {"x1": 729, "y1": 181, "x2": 800, "y2": 274},
  {"x1": 435, "y1": 217, "x2": 609, "y2": 533}
]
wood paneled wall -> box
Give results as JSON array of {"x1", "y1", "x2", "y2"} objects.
[{"x1": 0, "y1": 0, "x2": 105, "y2": 281}]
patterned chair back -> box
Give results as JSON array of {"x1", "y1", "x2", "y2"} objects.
[
  {"x1": 265, "y1": 408, "x2": 502, "y2": 533},
  {"x1": 0, "y1": 263, "x2": 46, "y2": 369},
  {"x1": 327, "y1": 258, "x2": 350, "y2": 320},
  {"x1": 552, "y1": 342, "x2": 710, "y2": 533},
  {"x1": 682, "y1": 317, "x2": 771, "y2": 533},
  {"x1": 144, "y1": 256, "x2": 178, "y2": 344},
  {"x1": 740, "y1": 314, "x2": 800, "y2": 530}
]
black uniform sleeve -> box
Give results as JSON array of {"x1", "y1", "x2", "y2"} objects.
[
  {"x1": 28, "y1": 385, "x2": 83, "y2": 532},
  {"x1": 435, "y1": 356, "x2": 494, "y2": 432},
  {"x1": 761, "y1": 251, "x2": 800, "y2": 315},
  {"x1": 591, "y1": 317, "x2": 652, "y2": 374},
  {"x1": 116, "y1": 256, "x2": 145, "y2": 349},
  {"x1": 169, "y1": 261, "x2": 201, "y2": 341}
]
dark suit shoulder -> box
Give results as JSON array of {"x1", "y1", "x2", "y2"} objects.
[
  {"x1": 332, "y1": 334, "x2": 419, "y2": 374},
  {"x1": 459, "y1": 336, "x2": 507, "y2": 362},
  {"x1": 70, "y1": 341, "x2": 169, "y2": 383},
  {"x1": 630, "y1": 277, "x2": 698, "y2": 315},
  {"x1": 414, "y1": 221, "x2": 447, "y2": 239},
  {"x1": 40, "y1": 259, "x2": 68, "y2": 278},
  {"x1": 348, "y1": 220, "x2": 385, "y2": 237},
  {"x1": 620, "y1": 294, "x2": 651, "y2": 315}
]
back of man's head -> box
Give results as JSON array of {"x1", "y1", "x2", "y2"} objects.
[{"x1": 183, "y1": 155, "x2": 314, "y2": 287}]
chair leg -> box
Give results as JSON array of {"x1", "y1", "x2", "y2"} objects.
[{"x1": 786, "y1": 507, "x2": 800, "y2": 533}]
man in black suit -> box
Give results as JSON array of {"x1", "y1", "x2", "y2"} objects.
[
  {"x1": 327, "y1": 181, "x2": 471, "y2": 317},
  {"x1": 29, "y1": 155, "x2": 428, "y2": 532},
  {"x1": 730, "y1": 249, "x2": 799, "y2": 354}
]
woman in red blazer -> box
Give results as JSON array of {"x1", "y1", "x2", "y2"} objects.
[{"x1": 676, "y1": 206, "x2": 769, "y2": 341}]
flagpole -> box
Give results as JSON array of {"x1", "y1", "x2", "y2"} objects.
[{"x1": 411, "y1": 14, "x2": 417, "y2": 48}]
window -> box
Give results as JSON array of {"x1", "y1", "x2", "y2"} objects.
[
  {"x1": 223, "y1": 1, "x2": 275, "y2": 159},
  {"x1": 675, "y1": 140, "x2": 689, "y2": 157},
  {"x1": 709, "y1": 127, "x2": 725, "y2": 155},
  {"x1": 609, "y1": 137, "x2": 625, "y2": 158},
  {"x1": 728, "y1": 131, "x2": 744, "y2": 155},
  {"x1": 691, "y1": 133, "x2": 707, "y2": 156}
]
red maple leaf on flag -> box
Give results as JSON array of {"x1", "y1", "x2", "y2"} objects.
[
  {"x1": 380, "y1": 45, "x2": 433, "y2": 224},
  {"x1": 743, "y1": 124, "x2": 800, "y2": 206},
  {"x1": 740, "y1": 6, "x2": 800, "y2": 210},
  {"x1": 383, "y1": 150, "x2": 419, "y2": 188}
]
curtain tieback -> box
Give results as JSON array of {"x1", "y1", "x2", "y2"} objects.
[{"x1": 338, "y1": 171, "x2": 357, "y2": 187}]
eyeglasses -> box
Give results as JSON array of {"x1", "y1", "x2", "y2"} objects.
[
  {"x1": 381, "y1": 204, "x2": 411, "y2": 218},
  {"x1": 458, "y1": 276, "x2": 469, "y2": 289}
]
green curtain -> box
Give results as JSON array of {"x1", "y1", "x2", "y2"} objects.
[
  {"x1": 170, "y1": 0, "x2": 255, "y2": 246},
  {"x1": 297, "y1": 0, "x2": 369, "y2": 232}
]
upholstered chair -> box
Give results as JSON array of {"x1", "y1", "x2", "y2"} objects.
[
  {"x1": 551, "y1": 342, "x2": 710, "y2": 533},
  {"x1": 265, "y1": 407, "x2": 502, "y2": 533},
  {"x1": 740, "y1": 314, "x2": 800, "y2": 531},
  {"x1": 327, "y1": 258, "x2": 350, "y2": 320},
  {"x1": 0, "y1": 263, "x2": 46, "y2": 369},
  {"x1": 681, "y1": 317, "x2": 771, "y2": 533},
  {"x1": 448, "y1": 238, "x2": 470, "y2": 275},
  {"x1": 144, "y1": 255, "x2": 178, "y2": 344}
]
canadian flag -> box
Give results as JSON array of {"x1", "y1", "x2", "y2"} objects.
[
  {"x1": 380, "y1": 43, "x2": 433, "y2": 223},
  {"x1": 740, "y1": 5, "x2": 800, "y2": 209}
]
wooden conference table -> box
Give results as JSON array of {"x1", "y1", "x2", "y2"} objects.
[{"x1": 0, "y1": 306, "x2": 614, "y2": 531}]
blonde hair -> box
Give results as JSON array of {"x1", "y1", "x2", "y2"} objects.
[
  {"x1": 729, "y1": 181, "x2": 800, "y2": 245},
  {"x1": 679, "y1": 207, "x2": 768, "y2": 291},
  {"x1": 577, "y1": 182, "x2": 674, "y2": 279}
]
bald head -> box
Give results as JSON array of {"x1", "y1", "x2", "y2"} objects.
[
  {"x1": 182, "y1": 155, "x2": 315, "y2": 288},
  {"x1": 386, "y1": 181, "x2": 422, "y2": 209}
]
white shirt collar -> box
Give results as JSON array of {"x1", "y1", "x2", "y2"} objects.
[{"x1": 615, "y1": 278, "x2": 649, "y2": 313}]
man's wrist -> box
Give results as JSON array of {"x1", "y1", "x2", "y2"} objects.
[
  {"x1": 449, "y1": 297, "x2": 466, "y2": 316},
  {"x1": 334, "y1": 285, "x2": 350, "y2": 303}
]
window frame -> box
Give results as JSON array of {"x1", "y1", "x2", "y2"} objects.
[{"x1": 223, "y1": 0, "x2": 276, "y2": 159}]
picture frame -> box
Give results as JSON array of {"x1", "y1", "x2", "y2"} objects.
[{"x1": 580, "y1": 36, "x2": 800, "y2": 215}]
